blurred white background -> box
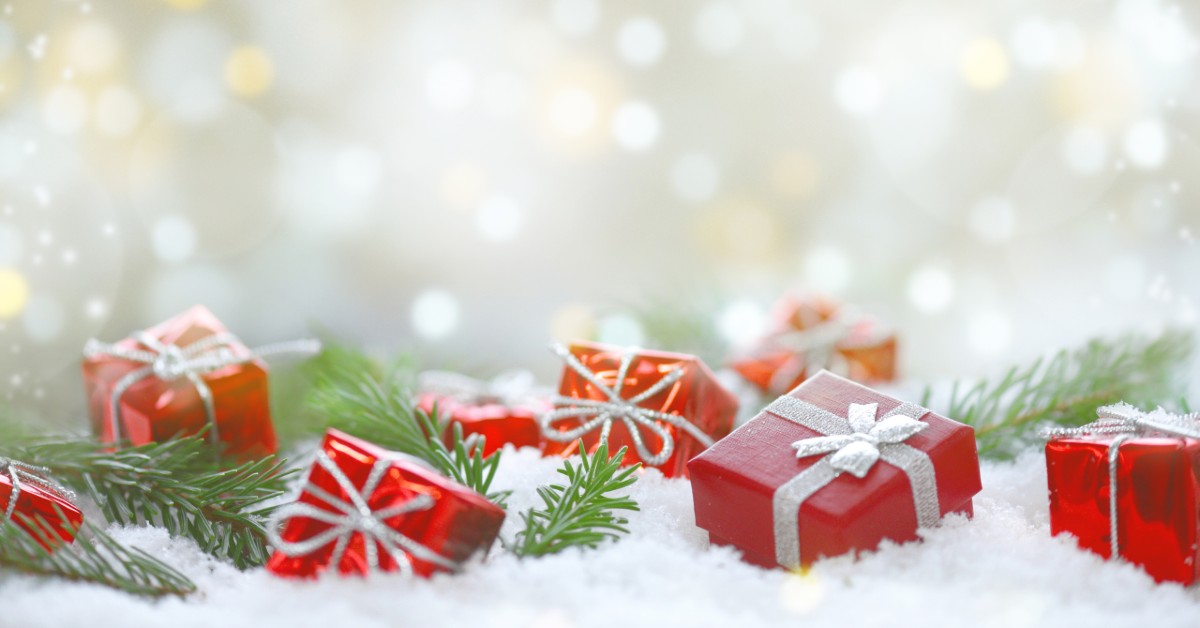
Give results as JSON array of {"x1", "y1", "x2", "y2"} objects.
[{"x1": 0, "y1": 0, "x2": 1198, "y2": 424}]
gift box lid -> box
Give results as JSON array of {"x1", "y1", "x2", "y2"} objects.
[{"x1": 688, "y1": 371, "x2": 980, "y2": 566}]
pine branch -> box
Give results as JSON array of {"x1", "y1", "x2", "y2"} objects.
[
  {"x1": 927, "y1": 329, "x2": 1194, "y2": 459},
  {"x1": 0, "y1": 515, "x2": 195, "y2": 598},
  {"x1": 511, "y1": 443, "x2": 640, "y2": 557},
  {"x1": 1, "y1": 435, "x2": 294, "y2": 569},
  {"x1": 303, "y1": 349, "x2": 509, "y2": 505},
  {"x1": 615, "y1": 291, "x2": 729, "y2": 367}
]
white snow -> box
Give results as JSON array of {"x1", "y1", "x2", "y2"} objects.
[{"x1": 4, "y1": 446, "x2": 1200, "y2": 627}]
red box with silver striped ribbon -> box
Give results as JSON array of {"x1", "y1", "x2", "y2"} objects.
[{"x1": 688, "y1": 371, "x2": 980, "y2": 569}]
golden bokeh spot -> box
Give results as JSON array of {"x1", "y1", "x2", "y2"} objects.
[
  {"x1": 438, "y1": 161, "x2": 489, "y2": 209},
  {"x1": 770, "y1": 151, "x2": 821, "y2": 200},
  {"x1": 779, "y1": 569, "x2": 825, "y2": 615},
  {"x1": 0, "y1": 58, "x2": 24, "y2": 111},
  {"x1": 164, "y1": 0, "x2": 208, "y2": 10},
  {"x1": 960, "y1": 38, "x2": 1009, "y2": 90},
  {"x1": 1049, "y1": 49, "x2": 1138, "y2": 126},
  {"x1": 536, "y1": 60, "x2": 623, "y2": 156},
  {"x1": 550, "y1": 305, "x2": 595, "y2": 343},
  {"x1": 0, "y1": 268, "x2": 30, "y2": 319},
  {"x1": 225, "y1": 45, "x2": 274, "y2": 98}
]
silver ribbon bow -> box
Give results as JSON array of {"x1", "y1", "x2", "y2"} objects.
[
  {"x1": 761, "y1": 305, "x2": 888, "y2": 394},
  {"x1": 0, "y1": 458, "x2": 76, "y2": 522},
  {"x1": 1044, "y1": 403, "x2": 1200, "y2": 562},
  {"x1": 539, "y1": 343, "x2": 715, "y2": 467},
  {"x1": 417, "y1": 369, "x2": 546, "y2": 408},
  {"x1": 267, "y1": 450, "x2": 459, "y2": 576},
  {"x1": 768, "y1": 395, "x2": 940, "y2": 569},
  {"x1": 84, "y1": 332, "x2": 321, "y2": 447}
]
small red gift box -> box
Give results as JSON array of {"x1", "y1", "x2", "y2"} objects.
[
  {"x1": 0, "y1": 461, "x2": 83, "y2": 550},
  {"x1": 689, "y1": 371, "x2": 980, "y2": 569},
  {"x1": 82, "y1": 305, "x2": 313, "y2": 460},
  {"x1": 1046, "y1": 404, "x2": 1200, "y2": 584},
  {"x1": 416, "y1": 371, "x2": 550, "y2": 456},
  {"x1": 266, "y1": 429, "x2": 505, "y2": 579},
  {"x1": 730, "y1": 293, "x2": 896, "y2": 395},
  {"x1": 541, "y1": 341, "x2": 738, "y2": 479}
]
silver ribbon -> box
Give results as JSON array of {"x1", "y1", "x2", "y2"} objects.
[
  {"x1": 1044, "y1": 403, "x2": 1200, "y2": 562},
  {"x1": 539, "y1": 343, "x2": 715, "y2": 467},
  {"x1": 267, "y1": 449, "x2": 459, "y2": 576},
  {"x1": 84, "y1": 332, "x2": 321, "y2": 447},
  {"x1": 417, "y1": 369, "x2": 546, "y2": 408},
  {"x1": 760, "y1": 305, "x2": 887, "y2": 394},
  {"x1": 768, "y1": 396, "x2": 940, "y2": 569},
  {"x1": 0, "y1": 458, "x2": 76, "y2": 522}
]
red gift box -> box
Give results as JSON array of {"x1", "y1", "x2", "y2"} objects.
[
  {"x1": 1045, "y1": 404, "x2": 1200, "y2": 584},
  {"x1": 0, "y1": 461, "x2": 83, "y2": 550},
  {"x1": 689, "y1": 371, "x2": 980, "y2": 569},
  {"x1": 266, "y1": 429, "x2": 505, "y2": 578},
  {"x1": 730, "y1": 293, "x2": 896, "y2": 396},
  {"x1": 416, "y1": 371, "x2": 551, "y2": 456},
  {"x1": 541, "y1": 341, "x2": 738, "y2": 479},
  {"x1": 82, "y1": 305, "x2": 316, "y2": 460}
]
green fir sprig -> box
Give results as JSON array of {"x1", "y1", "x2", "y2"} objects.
[
  {"x1": 302, "y1": 348, "x2": 509, "y2": 505},
  {"x1": 1, "y1": 435, "x2": 294, "y2": 569},
  {"x1": 511, "y1": 443, "x2": 640, "y2": 557},
  {"x1": 0, "y1": 516, "x2": 195, "y2": 598},
  {"x1": 926, "y1": 329, "x2": 1193, "y2": 459}
]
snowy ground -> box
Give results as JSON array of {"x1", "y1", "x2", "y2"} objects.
[{"x1": 3, "y1": 444, "x2": 1200, "y2": 628}]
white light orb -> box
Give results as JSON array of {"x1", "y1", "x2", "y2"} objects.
[
  {"x1": 412, "y1": 289, "x2": 459, "y2": 340},
  {"x1": 151, "y1": 214, "x2": 197, "y2": 263},
  {"x1": 426, "y1": 59, "x2": 475, "y2": 111},
  {"x1": 1123, "y1": 119, "x2": 1169, "y2": 170},
  {"x1": 835, "y1": 67, "x2": 882, "y2": 115},
  {"x1": 43, "y1": 86, "x2": 88, "y2": 135},
  {"x1": 476, "y1": 195, "x2": 523, "y2": 241},
  {"x1": 967, "y1": 312, "x2": 1012, "y2": 356},
  {"x1": 717, "y1": 299, "x2": 767, "y2": 348},
  {"x1": 549, "y1": 87, "x2": 598, "y2": 137},
  {"x1": 617, "y1": 17, "x2": 667, "y2": 67},
  {"x1": 694, "y1": 2, "x2": 744, "y2": 55},
  {"x1": 907, "y1": 265, "x2": 955, "y2": 313},
  {"x1": 803, "y1": 245, "x2": 851, "y2": 292},
  {"x1": 611, "y1": 101, "x2": 660, "y2": 151}
]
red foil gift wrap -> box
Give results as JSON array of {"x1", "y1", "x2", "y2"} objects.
[
  {"x1": 81, "y1": 305, "x2": 319, "y2": 460},
  {"x1": 266, "y1": 429, "x2": 506, "y2": 579},
  {"x1": 730, "y1": 293, "x2": 896, "y2": 396},
  {"x1": 1045, "y1": 404, "x2": 1200, "y2": 585},
  {"x1": 416, "y1": 371, "x2": 551, "y2": 456},
  {"x1": 688, "y1": 371, "x2": 981, "y2": 569},
  {"x1": 0, "y1": 460, "x2": 83, "y2": 550},
  {"x1": 540, "y1": 341, "x2": 738, "y2": 479}
]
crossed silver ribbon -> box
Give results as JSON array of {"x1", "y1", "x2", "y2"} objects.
[
  {"x1": 1044, "y1": 403, "x2": 1200, "y2": 562},
  {"x1": 267, "y1": 450, "x2": 459, "y2": 576},
  {"x1": 760, "y1": 305, "x2": 890, "y2": 394},
  {"x1": 417, "y1": 369, "x2": 546, "y2": 408},
  {"x1": 768, "y1": 395, "x2": 941, "y2": 569},
  {"x1": 0, "y1": 457, "x2": 76, "y2": 523},
  {"x1": 84, "y1": 332, "x2": 321, "y2": 447},
  {"x1": 539, "y1": 343, "x2": 715, "y2": 467}
]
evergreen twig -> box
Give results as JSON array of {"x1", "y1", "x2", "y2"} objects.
[
  {"x1": 303, "y1": 349, "x2": 509, "y2": 506},
  {"x1": 0, "y1": 516, "x2": 195, "y2": 598},
  {"x1": 0, "y1": 435, "x2": 294, "y2": 569},
  {"x1": 926, "y1": 329, "x2": 1193, "y2": 458},
  {"x1": 511, "y1": 443, "x2": 640, "y2": 557}
]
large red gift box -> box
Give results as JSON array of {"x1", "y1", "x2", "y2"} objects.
[
  {"x1": 541, "y1": 341, "x2": 738, "y2": 478},
  {"x1": 82, "y1": 305, "x2": 276, "y2": 460},
  {"x1": 689, "y1": 371, "x2": 980, "y2": 569},
  {"x1": 0, "y1": 462, "x2": 83, "y2": 550},
  {"x1": 1046, "y1": 404, "x2": 1200, "y2": 584},
  {"x1": 730, "y1": 293, "x2": 896, "y2": 396},
  {"x1": 266, "y1": 429, "x2": 505, "y2": 578}
]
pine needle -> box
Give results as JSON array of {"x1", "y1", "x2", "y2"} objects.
[
  {"x1": 511, "y1": 443, "x2": 640, "y2": 557},
  {"x1": 926, "y1": 329, "x2": 1193, "y2": 459}
]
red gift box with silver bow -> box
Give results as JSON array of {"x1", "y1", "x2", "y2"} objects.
[
  {"x1": 688, "y1": 371, "x2": 980, "y2": 569},
  {"x1": 81, "y1": 305, "x2": 318, "y2": 460},
  {"x1": 540, "y1": 341, "x2": 738, "y2": 479},
  {"x1": 0, "y1": 459, "x2": 83, "y2": 550},
  {"x1": 416, "y1": 370, "x2": 551, "y2": 456},
  {"x1": 266, "y1": 429, "x2": 505, "y2": 579}
]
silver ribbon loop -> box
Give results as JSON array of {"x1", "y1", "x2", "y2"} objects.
[
  {"x1": 0, "y1": 458, "x2": 76, "y2": 522},
  {"x1": 768, "y1": 396, "x2": 940, "y2": 569},
  {"x1": 1045, "y1": 403, "x2": 1200, "y2": 562},
  {"x1": 85, "y1": 331, "x2": 321, "y2": 447},
  {"x1": 540, "y1": 343, "x2": 714, "y2": 467},
  {"x1": 417, "y1": 369, "x2": 545, "y2": 408},
  {"x1": 267, "y1": 450, "x2": 459, "y2": 576}
]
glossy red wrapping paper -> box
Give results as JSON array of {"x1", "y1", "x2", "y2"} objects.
[
  {"x1": 266, "y1": 429, "x2": 505, "y2": 578},
  {"x1": 1046, "y1": 436, "x2": 1200, "y2": 584},
  {"x1": 417, "y1": 393, "x2": 548, "y2": 456},
  {"x1": 730, "y1": 294, "x2": 896, "y2": 395},
  {"x1": 689, "y1": 371, "x2": 980, "y2": 568},
  {"x1": 0, "y1": 472, "x2": 83, "y2": 550},
  {"x1": 81, "y1": 305, "x2": 277, "y2": 460},
  {"x1": 542, "y1": 341, "x2": 738, "y2": 478}
]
